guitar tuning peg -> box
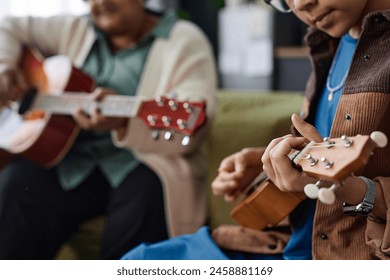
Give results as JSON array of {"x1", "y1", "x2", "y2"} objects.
[
  {"x1": 151, "y1": 130, "x2": 159, "y2": 140},
  {"x1": 304, "y1": 183, "x2": 320, "y2": 199},
  {"x1": 164, "y1": 131, "x2": 174, "y2": 141},
  {"x1": 305, "y1": 154, "x2": 318, "y2": 166},
  {"x1": 317, "y1": 184, "x2": 337, "y2": 204},
  {"x1": 183, "y1": 102, "x2": 193, "y2": 113},
  {"x1": 176, "y1": 119, "x2": 187, "y2": 130},
  {"x1": 162, "y1": 116, "x2": 172, "y2": 126},
  {"x1": 147, "y1": 115, "x2": 157, "y2": 126},
  {"x1": 155, "y1": 96, "x2": 166, "y2": 107},
  {"x1": 181, "y1": 135, "x2": 191, "y2": 146},
  {"x1": 168, "y1": 99, "x2": 178, "y2": 111},
  {"x1": 370, "y1": 131, "x2": 388, "y2": 148}
]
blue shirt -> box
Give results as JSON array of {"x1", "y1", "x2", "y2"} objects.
[
  {"x1": 314, "y1": 33, "x2": 358, "y2": 137},
  {"x1": 283, "y1": 33, "x2": 358, "y2": 260}
]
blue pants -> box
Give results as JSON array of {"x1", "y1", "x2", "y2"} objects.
[{"x1": 121, "y1": 226, "x2": 283, "y2": 260}]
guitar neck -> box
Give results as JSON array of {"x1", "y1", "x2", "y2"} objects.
[
  {"x1": 32, "y1": 93, "x2": 141, "y2": 117},
  {"x1": 22, "y1": 90, "x2": 207, "y2": 137}
]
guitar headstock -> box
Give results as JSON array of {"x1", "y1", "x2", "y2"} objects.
[
  {"x1": 137, "y1": 96, "x2": 207, "y2": 141},
  {"x1": 296, "y1": 132, "x2": 387, "y2": 204}
]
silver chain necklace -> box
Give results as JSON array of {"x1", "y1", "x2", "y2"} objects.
[
  {"x1": 326, "y1": 41, "x2": 349, "y2": 102},
  {"x1": 326, "y1": 71, "x2": 349, "y2": 101}
]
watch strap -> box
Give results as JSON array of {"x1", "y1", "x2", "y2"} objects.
[{"x1": 342, "y1": 176, "x2": 376, "y2": 216}]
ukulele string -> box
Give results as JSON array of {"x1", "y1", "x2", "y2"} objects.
[
  {"x1": 243, "y1": 142, "x2": 350, "y2": 195},
  {"x1": 301, "y1": 142, "x2": 352, "y2": 153}
]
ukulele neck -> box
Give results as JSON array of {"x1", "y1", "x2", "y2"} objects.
[{"x1": 244, "y1": 141, "x2": 316, "y2": 194}]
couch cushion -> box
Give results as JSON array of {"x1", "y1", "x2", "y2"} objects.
[{"x1": 206, "y1": 90, "x2": 304, "y2": 227}]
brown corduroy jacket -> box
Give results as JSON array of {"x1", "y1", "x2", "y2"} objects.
[
  {"x1": 301, "y1": 9, "x2": 390, "y2": 259},
  {"x1": 213, "y1": 10, "x2": 390, "y2": 260}
]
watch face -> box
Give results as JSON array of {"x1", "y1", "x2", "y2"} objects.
[
  {"x1": 342, "y1": 177, "x2": 376, "y2": 216},
  {"x1": 342, "y1": 203, "x2": 359, "y2": 216},
  {"x1": 342, "y1": 202, "x2": 372, "y2": 216}
]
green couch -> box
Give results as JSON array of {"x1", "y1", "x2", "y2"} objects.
[{"x1": 56, "y1": 90, "x2": 304, "y2": 259}]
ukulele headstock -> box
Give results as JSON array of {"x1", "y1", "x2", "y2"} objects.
[
  {"x1": 298, "y1": 135, "x2": 374, "y2": 181},
  {"x1": 298, "y1": 131, "x2": 387, "y2": 204}
]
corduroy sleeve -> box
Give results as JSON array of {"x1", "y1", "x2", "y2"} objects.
[{"x1": 366, "y1": 177, "x2": 390, "y2": 259}]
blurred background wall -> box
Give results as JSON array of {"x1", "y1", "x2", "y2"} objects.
[{"x1": 0, "y1": 0, "x2": 310, "y2": 91}]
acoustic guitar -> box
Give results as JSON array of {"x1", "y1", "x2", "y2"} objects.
[
  {"x1": 230, "y1": 132, "x2": 388, "y2": 230},
  {"x1": 0, "y1": 48, "x2": 207, "y2": 169}
]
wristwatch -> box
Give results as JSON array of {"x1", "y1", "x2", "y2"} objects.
[{"x1": 342, "y1": 176, "x2": 376, "y2": 216}]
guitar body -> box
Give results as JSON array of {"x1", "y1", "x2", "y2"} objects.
[
  {"x1": 0, "y1": 48, "x2": 95, "y2": 169},
  {"x1": 230, "y1": 179, "x2": 306, "y2": 230},
  {"x1": 0, "y1": 49, "x2": 208, "y2": 170}
]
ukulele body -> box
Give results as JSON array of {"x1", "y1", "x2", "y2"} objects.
[
  {"x1": 230, "y1": 134, "x2": 381, "y2": 231},
  {"x1": 231, "y1": 179, "x2": 306, "y2": 230}
]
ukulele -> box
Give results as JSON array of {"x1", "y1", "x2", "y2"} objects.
[
  {"x1": 230, "y1": 131, "x2": 388, "y2": 230},
  {"x1": 0, "y1": 48, "x2": 207, "y2": 169}
]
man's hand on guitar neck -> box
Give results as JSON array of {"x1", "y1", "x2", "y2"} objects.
[
  {"x1": 0, "y1": 69, "x2": 28, "y2": 110},
  {"x1": 261, "y1": 113, "x2": 322, "y2": 193},
  {"x1": 212, "y1": 147, "x2": 265, "y2": 202},
  {"x1": 72, "y1": 87, "x2": 128, "y2": 134}
]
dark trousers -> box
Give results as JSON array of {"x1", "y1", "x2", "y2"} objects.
[{"x1": 0, "y1": 159, "x2": 168, "y2": 260}]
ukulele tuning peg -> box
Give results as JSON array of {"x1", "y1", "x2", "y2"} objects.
[
  {"x1": 181, "y1": 135, "x2": 191, "y2": 146},
  {"x1": 317, "y1": 184, "x2": 337, "y2": 204},
  {"x1": 341, "y1": 135, "x2": 353, "y2": 147},
  {"x1": 323, "y1": 137, "x2": 335, "y2": 148},
  {"x1": 305, "y1": 154, "x2": 318, "y2": 166},
  {"x1": 370, "y1": 131, "x2": 388, "y2": 148},
  {"x1": 304, "y1": 181, "x2": 320, "y2": 199},
  {"x1": 320, "y1": 157, "x2": 333, "y2": 169}
]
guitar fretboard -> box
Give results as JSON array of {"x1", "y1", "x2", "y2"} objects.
[{"x1": 32, "y1": 93, "x2": 141, "y2": 117}]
